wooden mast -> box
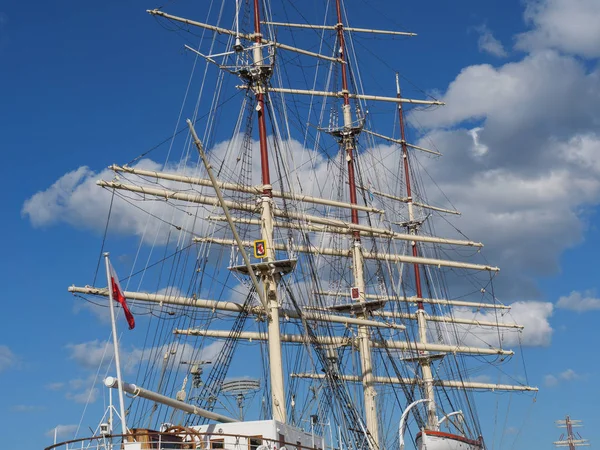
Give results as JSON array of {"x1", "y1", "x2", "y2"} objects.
[
  {"x1": 251, "y1": 0, "x2": 287, "y2": 424},
  {"x1": 396, "y1": 74, "x2": 438, "y2": 431},
  {"x1": 333, "y1": 1, "x2": 380, "y2": 446}
]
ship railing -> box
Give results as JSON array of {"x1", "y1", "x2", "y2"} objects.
[{"x1": 45, "y1": 429, "x2": 326, "y2": 450}]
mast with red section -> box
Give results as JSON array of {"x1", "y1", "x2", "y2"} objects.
[
  {"x1": 333, "y1": 0, "x2": 380, "y2": 445},
  {"x1": 554, "y1": 416, "x2": 590, "y2": 449},
  {"x1": 396, "y1": 73, "x2": 438, "y2": 431}
]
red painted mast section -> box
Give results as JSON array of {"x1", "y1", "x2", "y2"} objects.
[
  {"x1": 397, "y1": 82, "x2": 424, "y2": 309},
  {"x1": 254, "y1": 0, "x2": 272, "y2": 196},
  {"x1": 566, "y1": 416, "x2": 576, "y2": 450},
  {"x1": 334, "y1": 0, "x2": 360, "y2": 239}
]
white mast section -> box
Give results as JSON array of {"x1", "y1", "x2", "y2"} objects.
[
  {"x1": 187, "y1": 119, "x2": 267, "y2": 310},
  {"x1": 363, "y1": 188, "x2": 461, "y2": 216},
  {"x1": 315, "y1": 291, "x2": 511, "y2": 310},
  {"x1": 103, "y1": 254, "x2": 128, "y2": 437},
  {"x1": 147, "y1": 9, "x2": 343, "y2": 63},
  {"x1": 302, "y1": 307, "x2": 522, "y2": 329},
  {"x1": 361, "y1": 129, "x2": 442, "y2": 156},
  {"x1": 104, "y1": 377, "x2": 238, "y2": 423},
  {"x1": 395, "y1": 73, "x2": 437, "y2": 430},
  {"x1": 253, "y1": 86, "x2": 444, "y2": 105},
  {"x1": 68, "y1": 286, "x2": 405, "y2": 330},
  {"x1": 97, "y1": 180, "x2": 480, "y2": 247},
  {"x1": 290, "y1": 373, "x2": 537, "y2": 392},
  {"x1": 374, "y1": 310, "x2": 522, "y2": 329},
  {"x1": 109, "y1": 165, "x2": 383, "y2": 214},
  {"x1": 194, "y1": 237, "x2": 498, "y2": 271},
  {"x1": 178, "y1": 329, "x2": 514, "y2": 356},
  {"x1": 261, "y1": 21, "x2": 417, "y2": 36},
  {"x1": 206, "y1": 215, "x2": 477, "y2": 246}
]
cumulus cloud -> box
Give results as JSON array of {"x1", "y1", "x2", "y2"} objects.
[
  {"x1": 66, "y1": 339, "x2": 223, "y2": 376},
  {"x1": 407, "y1": 45, "x2": 600, "y2": 301},
  {"x1": 559, "y1": 368, "x2": 578, "y2": 380},
  {"x1": 543, "y1": 374, "x2": 558, "y2": 387},
  {"x1": 66, "y1": 383, "x2": 99, "y2": 404},
  {"x1": 447, "y1": 301, "x2": 553, "y2": 348},
  {"x1": 557, "y1": 290, "x2": 600, "y2": 312},
  {"x1": 66, "y1": 340, "x2": 113, "y2": 372},
  {"x1": 516, "y1": 0, "x2": 600, "y2": 58},
  {"x1": 60, "y1": 339, "x2": 221, "y2": 404},
  {"x1": 410, "y1": 51, "x2": 598, "y2": 133},
  {"x1": 544, "y1": 368, "x2": 580, "y2": 387},
  {"x1": 475, "y1": 25, "x2": 507, "y2": 57},
  {"x1": 0, "y1": 345, "x2": 17, "y2": 372},
  {"x1": 467, "y1": 127, "x2": 489, "y2": 156},
  {"x1": 45, "y1": 373, "x2": 102, "y2": 406},
  {"x1": 21, "y1": 137, "x2": 328, "y2": 247},
  {"x1": 21, "y1": 159, "x2": 183, "y2": 245}
]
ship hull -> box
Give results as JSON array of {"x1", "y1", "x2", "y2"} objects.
[{"x1": 416, "y1": 430, "x2": 483, "y2": 450}]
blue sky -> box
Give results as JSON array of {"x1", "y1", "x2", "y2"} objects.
[{"x1": 2, "y1": 0, "x2": 600, "y2": 449}]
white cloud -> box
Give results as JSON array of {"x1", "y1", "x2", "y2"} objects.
[
  {"x1": 46, "y1": 374, "x2": 103, "y2": 406},
  {"x1": 475, "y1": 25, "x2": 507, "y2": 57},
  {"x1": 516, "y1": 0, "x2": 600, "y2": 58},
  {"x1": 469, "y1": 374, "x2": 492, "y2": 383},
  {"x1": 406, "y1": 45, "x2": 600, "y2": 300},
  {"x1": 557, "y1": 290, "x2": 600, "y2": 312},
  {"x1": 66, "y1": 385, "x2": 99, "y2": 404},
  {"x1": 559, "y1": 368, "x2": 578, "y2": 380},
  {"x1": 544, "y1": 374, "x2": 558, "y2": 387},
  {"x1": 21, "y1": 160, "x2": 186, "y2": 245},
  {"x1": 21, "y1": 137, "x2": 328, "y2": 247},
  {"x1": 46, "y1": 424, "x2": 78, "y2": 439},
  {"x1": 544, "y1": 368, "x2": 580, "y2": 387},
  {"x1": 66, "y1": 340, "x2": 113, "y2": 371},
  {"x1": 62, "y1": 338, "x2": 225, "y2": 404},
  {"x1": 449, "y1": 301, "x2": 553, "y2": 348},
  {"x1": 11, "y1": 404, "x2": 45, "y2": 412},
  {"x1": 468, "y1": 127, "x2": 488, "y2": 156},
  {"x1": 0, "y1": 345, "x2": 17, "y2": 372},
  {"x1": 66, "y1": 339, "x2": 224, "y2": 377},
  {"x1": 410, "y1": 50, "x2": 596, "y2": 130}
]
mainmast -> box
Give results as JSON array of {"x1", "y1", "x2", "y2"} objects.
[
  {"x1": 333, "y1": 1, "x2": 380, "y2": 446},
  {"x1": 396, "y1": 74, "x2": 437, "y2": 431},
  {"x1": 250, "y1": 0, "x2": 287, "y2": 424}
]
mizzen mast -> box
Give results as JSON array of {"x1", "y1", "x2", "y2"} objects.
[{"x1": 396, "y1": 73, "x2": 437, "y2": 431}]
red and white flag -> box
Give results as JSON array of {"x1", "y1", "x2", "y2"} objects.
[{"x1": 108, "y1": 261, "x2": 135, "y2": 330}]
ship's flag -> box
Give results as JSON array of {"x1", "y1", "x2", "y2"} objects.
[{"x1": 108, "y1": 261, "x2": 135, "y2": 330}]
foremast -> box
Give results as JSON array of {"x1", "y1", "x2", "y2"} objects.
[
  {"x1": 396, "y1": 74, "x2": 437, "y2": 431},
  {"x1": 250, "y1": 0, "x2": 286, "y2": 424},
  {"x1": 333, "y1": 1, "x2": 379, "y2": 446}
]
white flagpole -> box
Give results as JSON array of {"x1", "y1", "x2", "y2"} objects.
[{"x1": 104, "y1": 252, "x2": 129, "y2": 437}]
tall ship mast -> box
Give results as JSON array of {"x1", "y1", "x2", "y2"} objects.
[
  {"x1": 554, "y1": 416, "x2": 590, "y2": 449},
  {"x1": 47, "y1": 1, "x2": 537, "y2": 450}
]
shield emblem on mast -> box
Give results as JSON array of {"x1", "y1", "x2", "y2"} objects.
[{"x1": 254, "y1": 240, "x2": 267, "y2": 258}]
